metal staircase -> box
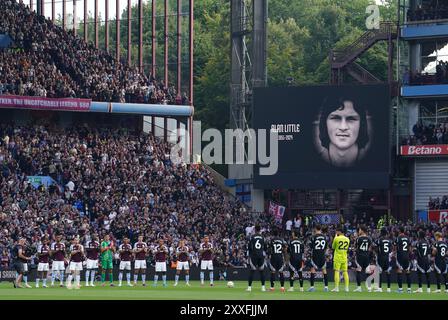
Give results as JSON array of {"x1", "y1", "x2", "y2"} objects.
[{"x1": 330, "y1": 22, "x2": 398, "y2": 85}]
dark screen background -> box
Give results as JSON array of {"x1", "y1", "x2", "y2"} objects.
[{"x1": 253, "y1": 84, "x2": 391, "y2": 189}]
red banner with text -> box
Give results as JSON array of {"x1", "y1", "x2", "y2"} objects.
[
  {"x1": 0, "y1": 95, "x2": 91, "y2": 112},
  {"x1": 401, "y1": 145, "x2": 448, "y2": 156},
  {"x1": 428, "y1": 210, "x2": 448, "y2": 223}
]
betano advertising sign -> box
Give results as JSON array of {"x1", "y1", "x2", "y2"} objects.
[
  {"x1": 428, "y1": 210, "x2": 448, "y2": 223},
  {"x1": 401, "y1": 145, "x2": 448, "y2": 156}
]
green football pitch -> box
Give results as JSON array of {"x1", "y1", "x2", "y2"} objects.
[{"x1": 1, "y1": 281, "x2": 448, "y2": 300}]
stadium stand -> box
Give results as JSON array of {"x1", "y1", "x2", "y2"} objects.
[
  {"x1": 0, "y1": 122, "x2": 267, "y2": 268},
  {"x1": 401, "y1": 120, "x2": 448, "y2": 146},
  {"x1": 405, "y1": 62, "x2": 448, "y2": 86},
  {"x1": 0, "y1": 0, "x2": 188, "y2": 105},
  {"x1": 407, "y1": 1, "x2": 448, "y2": 21},
  {"x1": 428, "y1": 195, "x2": 448, "y2": 210}
]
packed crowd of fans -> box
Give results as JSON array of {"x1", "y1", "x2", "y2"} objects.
[
  {"x1": 0, "y1": 122, "x2": 274, "y2": 270},
  {"x1": 429, "y1": 195, "x2": 448, "y2": 210},
  {"x1": 407, "y1": 1, "x2": 448, "y2": 22},
  {"x1": 401, "y1": 120, "x2": 448, "y2": 146},
  {"x1": 0, "y1": 0, "x2": 188, "y2": 105}
]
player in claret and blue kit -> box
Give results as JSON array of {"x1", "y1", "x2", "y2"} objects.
[
  {"x1": 199, "y1": 236, "x2": 214, "y2": 286},
  {"x1": 174, "y1": 240, "x2": 191, "y2": 287},
  {"x1": 118, "y1": 237, "x2": 133, "y2": 287},
  {"x1": 85, "y1": 234, "x2": 100, "y2": 287},
  {"x1": 153, "y1": 239, "x2": 169, "y2": 287}
]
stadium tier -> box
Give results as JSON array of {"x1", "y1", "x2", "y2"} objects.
[{"x1": 0, "y1": 0, "x2": 188, "y2": 105}]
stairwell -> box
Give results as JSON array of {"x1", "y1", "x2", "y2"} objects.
[{"x1": 329, "y1": 22, "x2": 398, "y2": 86}]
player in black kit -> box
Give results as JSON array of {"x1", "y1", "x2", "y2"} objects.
[
  {"x1": 414, "y1": 230, "x2": 432, "y2": 293},
  {"x1": 287, "y1": 232, "x2": 304, "y2": 292},
  {"x1": 432, "y1": 232, "x2": 448, "y2": 293},
  {"x1": 268, "y1": 229, "x2": 287, "y2": 292},
  {"x1": 375, "y1": 227, "x2": 393, "y2": 292},
  {"x1": 307, "y1": 225, "x2": 329, "y2": 292},
  {"x1": 246, "y1": 225, "x2": 267, "y2": 292},
  {"x1": 395, "y1": 226, "x2": 412, "y2": 293},
  {"x1": 354, "y1": 225, "x2": 372, "y2": 292}
]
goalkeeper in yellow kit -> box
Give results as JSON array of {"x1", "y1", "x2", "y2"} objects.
[{"x1": 331, "y1": 226, "x2": 350, "y2": 292}]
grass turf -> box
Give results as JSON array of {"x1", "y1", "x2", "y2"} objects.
[{"x1": 1, "y1": 281, "x2": 448, "y2": 300}]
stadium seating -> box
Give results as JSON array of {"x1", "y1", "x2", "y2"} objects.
[
  {"x1": 0, "y1": 123, "x2": 262, "y2": 267},
  {"x1": 0, "y1": 0, "x2": 188, "y2": 105},
  {"x1": 401, "y1": 121, "x2": 448, "y2": 146},
  {"x1": 428, "y1": 195, "x2": 448, "y2": 210},
  {"x1": 407, "y1": 1, "x2": 448, "y2": 22}
]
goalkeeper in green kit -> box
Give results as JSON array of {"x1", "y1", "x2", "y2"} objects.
[{"x1": 101, "y1": 234, "x2": 115, "y2": 286}]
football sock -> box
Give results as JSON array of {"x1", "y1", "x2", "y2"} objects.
[
  {"x1": 162, "y1": 275, "x2": 167, "y2": 285},
  {"x1": 186, "y1": 275, "x2": 190, "y2": 283},
  {"x1": 406, "y1": 273, "x2": 411, "y2": 288},
  {"x1": 437, "y1": 273, "x2": 441, "y2": 290},
  {"x1": 279, "y1": 273, "x2": 285, "y2": 287},
  {"x1": 85, "y1": 270, "x2": 90, "y2": 284},
  {"x1": 443, "y1": 273, "x2": 448, "y2": 290},
  {"x1": 334, "y1": 271, "x2": 340, "y2": 288},
  {"x1": 23, "y1": 275, "x2": 28, "y2": 285},
  {"x1": 379, "y1": 273, "x2": 383, "y2": 288},
  {"x1": 356, "y1": 271, "x2": 361, "y2": 286},
  {"x1": 76, "y1": 274, "x2": 81, "y2": 286},
  {"x1": 101, "y1": 271, "x2": 106, "y2": 283},
  {"x1": 109, "y1": 271, "x2": 113, "y2": 283},
  {"x1": 142, "y1": 274, "x2": 146, "y2": 283},
  {"x1": 134, "y1": 274, "x2": 138, "y2": 283},
  {"x1": 343, "y1": 271, "x2": 349, "y2": 288},
  {"x1": 310, "y1": 273, "x2": 315, "y2": 287},
  {"x1": 289, "y1": 276, "x2": 294, "y2": 287},
  {"x1": 67, "y1": 274, "x2": 73, "y2": 285},
  {"x1": 270, "y1": 273, "x2": 275, "y2": 288},
  {"x1": 397, "y1": 273, "x2": 403, "y2": 289},
  {"x1": 154, "y1": 274, "x2": 159, "y2": 284},
  {"x1": 51, "y1": 272, "x2": 56, "y2": 284},
  {"x1": 90, "y1": 270, "x2": 96, "y2": 283},
  {"x1": 223, "y1": 271, "x2": 227, "y2": 280},
  {"x1": 60, "y1": 271, "x2": 64, "y2": 284},
  {"x1": 323, "y1": 273, "x2": 328, "y2": 287},
  {"x1": 417, "y1": 272, "x2": 423, "y2": 288},
  {"x1": 36, "y1": 278, "x2": 40, "y2": 286},
  {"x1": 426, "y1": 273, "x2": 431, "y2": 289},
  {"x1": 298, "y1": 271, "x2": 303, "y2": 288},
  {"x1": 209, "y1": 272, "x2": 214, "y2": 284},
  {"x1": 43, "y1": 278, "x2": 47, "y2": 286},
  {"x1": 118, "y1": 272, "x2": 123, "y2": 283},
  {"x1": 260, "y1": 271, "x2": 265, "y2": 286},
  {"x1": 175, "y1": 274, "x2": 180, "y2": 284},
  {"x1": 200, "y1": 272, "x2": 205, "y2": 283},
  {"x1": 126, "y1": 272, "x2": 131, "y2": 283},
  {"x1": 248, "y1": 270, "x2": 254, "y2": 287}
]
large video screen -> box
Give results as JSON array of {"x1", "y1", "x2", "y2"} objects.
[{"x1": 253, "y1": 84, "x2": 391, "y2": 189}]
